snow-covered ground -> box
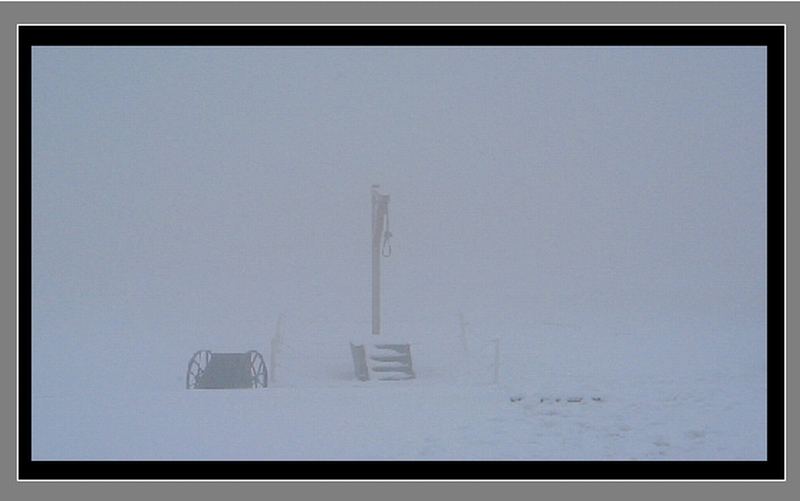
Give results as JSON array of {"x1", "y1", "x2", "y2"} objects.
[{"x1": 32, "y1": 317, "x2": 765, "y2": 461}]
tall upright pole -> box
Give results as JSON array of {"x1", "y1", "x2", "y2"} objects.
[
  {"x1": 371, "y1": 185, "x2": 390, "y2": 336},
  {"x1": 372, "y1": 186, "x2": 380, "y2": 336}
]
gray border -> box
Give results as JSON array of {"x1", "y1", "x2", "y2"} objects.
[{"x1": 1, "y1": 2, "x2": 794, "y2": 500}]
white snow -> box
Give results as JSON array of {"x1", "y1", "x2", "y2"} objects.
[{"x1": 32, "y1": 318, "x2": 765, "y2": 461}]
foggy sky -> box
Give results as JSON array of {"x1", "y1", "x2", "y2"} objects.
[{"x1": 31, "y1": 46, "x2": 766, "y2": 386}]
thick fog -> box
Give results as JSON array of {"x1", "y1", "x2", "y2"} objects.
[{"x1": 31, "y1": 46, "x2": 767, "y2": 459}]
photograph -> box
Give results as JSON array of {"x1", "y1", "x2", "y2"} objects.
[{"x1": 20, "y1": 24, "x2": 784, "y2": 480}]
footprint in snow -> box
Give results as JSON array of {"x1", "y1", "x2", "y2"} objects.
[{"x1": 686, "y1": 429, "x2": 706, "y2": 440}]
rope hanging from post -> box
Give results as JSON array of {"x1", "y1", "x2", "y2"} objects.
[{"x1": 382, "y1": 211, "x2": 392, "y2": 257}]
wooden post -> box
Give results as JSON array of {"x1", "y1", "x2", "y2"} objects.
[
  {"x1": 372, "y1": 187, "x2": 380, "y2": 336},
  {"x1": 269, "y1": 314, "x2": 283, "y2": 383},
  {"x1": 458, "y1": 311, "x2": 470, "y2": 353},
  {"x1": 371, "y1": 185, "x2": 389, "y2": 336},
  {"x1": 491, "y1": 338, "x2": 500, "y2": 384}
]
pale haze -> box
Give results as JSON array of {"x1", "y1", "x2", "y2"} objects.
[{"x1": 31, "y1": 46, "x2": 767, "y2": 460}]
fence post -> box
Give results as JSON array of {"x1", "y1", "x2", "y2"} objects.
[
  {"x1": 458, "y1": 311, "x2": 470, "y2": 353},
  {"x1": 270, "y1": 314, "x2": 284, "y2": 384},
  {"x1": 491, "y1": 338, "x2": 500, "y2": 384}
]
